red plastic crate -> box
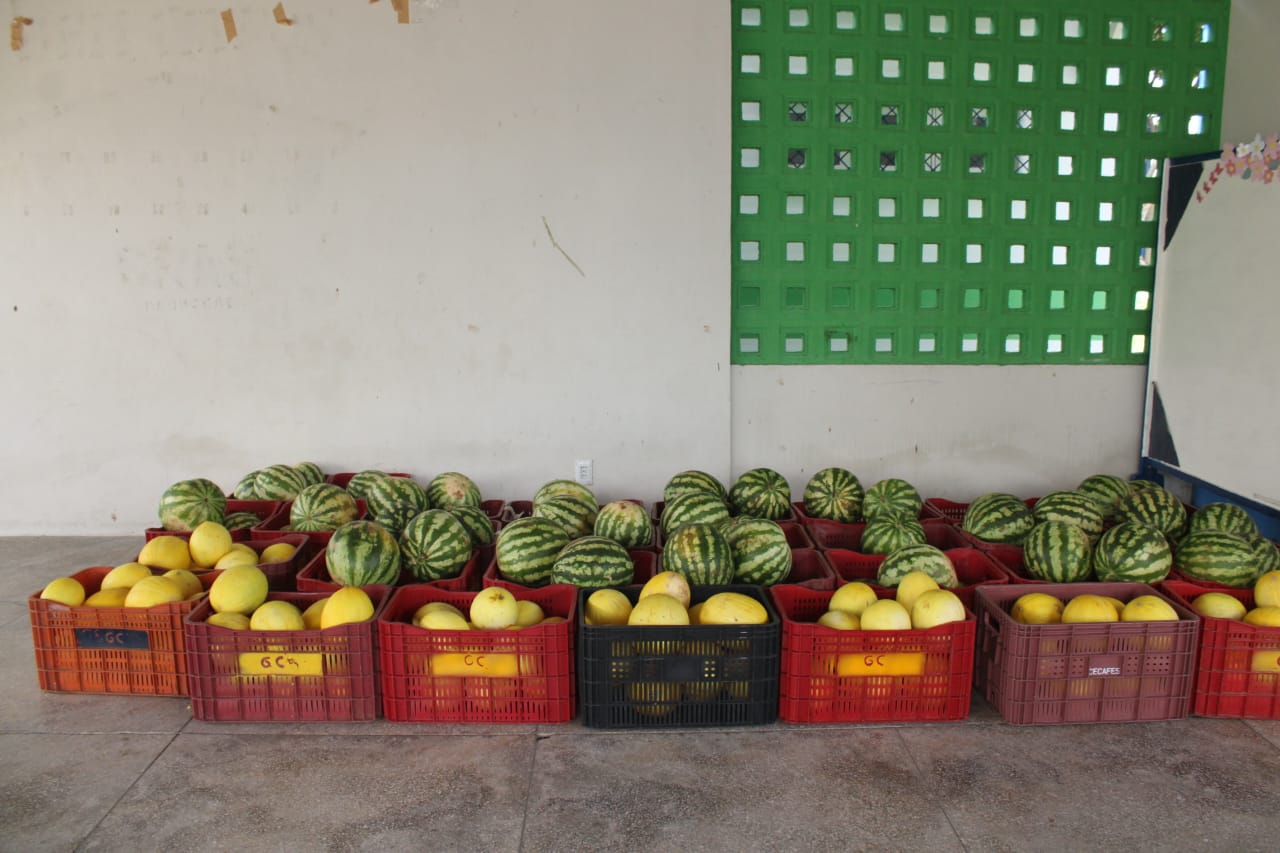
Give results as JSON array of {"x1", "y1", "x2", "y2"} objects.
[
  {"x1": 377, "y1": 585, "x2": 577, "y2": 723},
  {"x1": 296, "y1": 546, "x2": 486, "y2": 593},
  {"x1": 1159, "y1": 580, "x2": 1280, "y2": 719},
  {"x1": 770, "y1": 584, "x2": 975, "y2": 723},
  {"x1": 974, "y1": 583, "x2": 1199, "y2": 725},
  {"x1": 482, "y1": 549, "x2": 657, "y2": 593},
  {"x1": 978, "y1": 545, "x2": 1047, "y2": 584},
  {"x1": 28, "y1": 566, "x2": 215, "y2": 696},
  {"x1": 780, "y1": 548, "x2": 838, "y2": 591},
  {"x1": 805, "y1": 517, "x2": 967, "y2": 552},
  {"x1": 323, "y1": 471, "x2": 411, "y2": 489},
  {"x1": 248, "y1": 499, "x2": 368, "y2": 547},
  {"x1": 144, "y1": 499, "x2": 282, "y2": 542},
  {"x1": 480, "y1": 499, "x2": 508, "y2": 521},
  {"x1": 824, "y1": 547, "x2": 1009, "y2": 610},
  {"x1": 184, "y1": 588, "x2": 389, "y2": 722}
]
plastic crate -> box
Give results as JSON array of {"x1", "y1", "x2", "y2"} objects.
[
  {"x1": 248, "y1": 499, "x2": 368, "y2": 547},
  {"x1": 1159, "y1": 580, "x2": 1280, "y2": 719},
  {"x1": 482, "y1": 549, "x2": 657, "y2": 593},
  {"x1": 144, "y1": 499, "x2": 281, "y2": 542},
  {"x1": 778, "y1": 548, "x2": 837, "y2": 591},
  {"x1": 805, "y1": 517, "x2": 967, "y2": 552},
  {"x1": 577, "y1": 584, "x2": 780, "y2": 729},
  {"x1": 771, "y1": 584, "x2": 976, "y2": 723},
  {"x1": 480, "y1": 499, "x2": 508, "y2": 521},
  {"x1": 970, "y1": 544, "x2": 1045, "y2": 584},
  {"x1": 184, "y1": 588, "x2": 389, "y2": 722},
  {"x1": 377, "y1": 585, "x2": 576, "y2": 723},
  {"x1": 824, "y1": 547, "x2": 1010, "y2": 610},
  {"x1": 296, "y1": 546, "x2": 486, "y2": 593},
  {"x1": 974, "y1": 583, "x2": 1199, "y2": 725},
  {"x1": 28, "y1": 565, "x2": 215, "y2": 696}
]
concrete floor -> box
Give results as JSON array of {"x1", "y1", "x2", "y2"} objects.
[{"x1": 4, "y1": 536, "x2": 1280, "y2": 853}]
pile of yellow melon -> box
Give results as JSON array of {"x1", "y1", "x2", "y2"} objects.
[
  {"x1": 582, "y1": 571, "x2": 769, "y2": 627},
  {"x1": 140, "y1": 521, "x2": 298, "y2": 573},
  {"x1": 817, "y1": 571, "x2": 967, "y2": 631},
  {"x1": 39, "y1": 562, "x2": 207, "y2": 609},
  {"x1": 1010, "y1": 591, "x2": 1180, "y2": 625},
  {"x1": 1188, "y1": 570, "x2": 1280, "y2": 627},
  {"x1": 409, "y1": 587, "x2": 564, "y2": 631},
  {"x1": 203, "y1": 565, "x2": 372, "y2": 631}
]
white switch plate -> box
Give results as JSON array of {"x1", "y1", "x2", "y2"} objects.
[{"x1": 574, "y1": 459, "x2": 593, "y2": 485}]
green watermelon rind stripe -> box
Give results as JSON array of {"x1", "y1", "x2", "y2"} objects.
[
  {"x1": 660, "y1": 492, "x2": 731, "y2": 537},
  {"x1": 594, "y1": 501, "x2": 653, "y2": 548},
  {"x1": 1092, "y1": 522, "x2": 1172, "y2": 583},
  {"x1": 400, "y1": 510, "x2": 473, "y2": 581},
  {"x1": 876, "y1": 544, "x2": 958, "y2": 588},
  {"x1": 550, "y1": 537, "x2": 635, "y2": 587},
  {"x1": 862, "y1": 479, "x2": 922, "y2": 521},
  {"x1": 1023, "y1": 521, "x2": 1093, "y2": 582},
  {"x1": 496, "y1": 518, "x2": 570, "y2": 584},
  {"x1": 158, "y1": 478, "x2": 228, "y2": 531},
  {"x1": 663, "y1": 470, "x2": 728, "y2": 504},
  {"x1": 724, "y1": 520, "x2": 792, "y2": 585},
  {"x1": 1176, "y1": 530, "x2": 1262, "y2": 588},
  {"x1": 802, "y1": 467, "x2": 864, "y2": 523},
  {"x1": 326, "y1": 520, "x2": 401, "y2": 586},
  {"x1": 660, "y1": 523, "x2": 734, "y2": 585},
  {"x1": 290, "y1": 484, "x2": 359, "y2": 532},
  {"x1": 860, "y1": 518, "x2": 926, "y2": 555}
]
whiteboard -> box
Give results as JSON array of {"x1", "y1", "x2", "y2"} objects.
[{"x1": 1148, "y1": 145, "x2": 1280, "y2": 511}]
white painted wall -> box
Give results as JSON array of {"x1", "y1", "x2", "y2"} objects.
[{"x1": 1222, "y1": 0, "x2": 1280, "y2": 144}]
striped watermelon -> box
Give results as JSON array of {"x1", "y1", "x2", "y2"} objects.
[
  {"x1": 1077, "y1": 474, "x2": 1131, "y2": 520},
  {"x1": 1188, "y1": 502, "x2": 1260, "y2": 539},
  {"x1": 802, "y1": 467, "x2": 864, "y2": 523},
  {"x1": 861, "y1": 517, "x2": 927, "y2": 555},
  {"x1": 158, "y1": 478, "x2": 227, "y2": 532},
  {"x1": 532, "y1": 494, "x2": 598, "y2": 539},
  {"x1": 663, "y1": 470, "x2": 728, "y2": 504},
  {"x1": 222, "y1": 511, "x2": 262, "y2": 531},
  {"x1": 496, "y1": 517, "x2": 570, "y2": 586},
  {"x1": 372, "y1": 502, "x2": 418, "y2": 538},
  {"x1": 232, "y1": 471, "x2": 262, "y2": 499},
  {"x1": 877, "y1": 544, "x2": 958, "y2": 588},
  {"x1": 1032, "y1": 491, "x2": 1105, "y2": 541},
  {"x1": 550, "y1": 536, "x2": 635, "y2": 588},
  {"x1": 448, "y1": 505, "x2": 496, "y2": 546},
  {"x1": 293, "y1": 462, "x2": 325, "y2": 487},
  {"x1": 254, "y1": 464, "x2": 308, "y2": 501},
  {"x1": 661, "y1": 522, "x2": 734, "y2": 585},
  {"x1": 594, "y1": 500, "x2": 653, "y2": 548},
  {"x1": 729, "y1": 468, "x2": 791, "y2": 519},
  {"x1": 661, "y1": 490, "x2": 731, "y2": 537},
  {"x1": 345, "y1": 470, "x2": 391, "y2": 501},
  {"x1": 1115, "y1": 486, "x2": 1188, "y2": 540},
  {"x1": 723, "y1": 518, "x2": 792, "y2": 585},
  {"x1": 962, "y1": 493, "x2": 1034, "y2": 544},
  {"x1": 862, "y1": 478, "x2": 922, "y2": 521},
  {"x1": 1176, "y1": 530, "x2": 1262, "y2": 588},
  {"x1": 1129, "y1": 479, "x2": 1164, "y2": 491},
  {"x1": 1092, "y1": 522, "x2": 1172, "y2": 583},
  {"x1": 1252, "y1": 538, "x2": 1280, "y2": 575},
  {"x1": 533, "y1": 479, "x2": 597, "y2": 509},
  {"x1": 400, "y1": 509, "x2": 473, "y2": 581},
  {"x1": 290, "y1": 483, "x2": 359, "y2": 532},
  {"x1": 426, "y1": 472, "x2": 482, "y2": 509},
  {"x1": 1023, "y1": 521, "x2": 1093, "y2": 582},
  {"x1": 326, "y1": 520, "x2": 401, "y2": 586},
  {"x1": 367, "y1": 476, "x2": 429, "y2": 522}
]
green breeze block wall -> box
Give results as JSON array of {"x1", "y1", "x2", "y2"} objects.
[{"x1": 731, "y1": 1, "x2": 1229, "y2": 364}]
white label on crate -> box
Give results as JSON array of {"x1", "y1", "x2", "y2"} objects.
[
  {"x1": 1088, "y1": 666, "x2": 1122, "y2": 676},
  {"x1": 238, "y1": 652, "x2": 324, "y2": 676}
]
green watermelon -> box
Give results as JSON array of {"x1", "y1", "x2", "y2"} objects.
[
  {"x1": 862, "y1": 478, "x2": 922, "y2": 521},
  {"x1": 532, "y1": 494, "x2": 598, "y2": 539},
  {"x1": 661, "y1": 490, "x2": 731, "y2": 537},
  {"x1": 594, "y1": 500, "x2": 653, "y2": 548},
  {"x1": 372, "y1": 502, "x2": 420, "y2": 538},
  {"x1": 232, "y1": 470, "x2": 262, "y2": 500},
  {"x1": 877, "y1": 544, "x2": 958, "y2": 588},
  {"x1": 550, "y1": 536, "x2": 635, "y2": 588},
  {"x1": 293, "y1": 462, "x2": 325, "y2": 487},
  {"x1": 290, "y1": 483, "x2": 359, "y2": 532},
  {"x1": 1176, "y1": 530, "x2": 1262, "y2": 588},
  {"x1": 496, "y1": 517, "x2": 570, "y2": 586},
  {"x1": 344, "y1": 470, "x2": 391, "y2": 501},
  {"x1": 533, "y1": 479, "x2": 597, "y2": 509},
  {"x1": 962, "y1": 493, "x2": 1034, "y2": 544},
  {"x1": 447, "y1": 505, "x2": 496, "y2": 547},
  {"x1": 1092, "y1": 522, "x2": 1173, "y2": 584},
  {"x1": 1252, "y1": 538, "x2": 1280, "y2": 575},
  {"x1": 802, "y1": 467, "x2": 864, "y2": 523},
  {"x1": 426, "y1": 472, "x2": 482, "y2": 509},
  {"x1": 222, "y1": 511, "x2": 262, "y2": 531},
  {"x1": 860, "y1": 517, "x2": 926, "y2": 555},
  {"x1": 1076, "y1": 474, "x2": 1131, "y2": 520},
  {"x1": 367, "y1": 476, "x2": 429, "y2": 522},
  {"x1": 326, "y1": 520, "x2": 401, "y2": 586},
  {"x1": 1188, "y1": 503, "x2": 1260, "y2": 539},
  {"x1": 662, "y1": 470, "x2": 728, "y2": 504},
  {"x1": 399, "y1": 509, "x2": 473, "y2": 581},
  {"x1": 1023, "y1": 521, "x2": 1093, "y2": 582},
  {"x1": 661, "y1": 522, "x2": 734, "y2": 585},
  {"x1": 723, "y1": 518, "x2": 792, "y2": 585},
  {"x1": 254, "y1": 464, "x2": 308, "y2": 501},
  {"x1": 1115, "y1": 486, "x2": 1188, "y2": 540},
  {"x1": 729, "y1": 468, "x2": 791, "y2": 519},
  {"x1": 158, "y1": 478, "x2": 227, "y2": 531},
  {"x1": 1032, "y1": 491, "x2": 1105, "y2": 541}
]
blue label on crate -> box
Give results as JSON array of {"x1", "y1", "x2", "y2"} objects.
[{"x1": 74, "y1": 628, "x2": 150, "y2": 650}]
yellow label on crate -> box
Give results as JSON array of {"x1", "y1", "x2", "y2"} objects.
[
  {"x1": 836, "y1": 652, "x2": 926, "y2": 677},
  {"x1": 430, "y1": 652, "x2": 518, "y2": 678},
  {"x1": 238, "y1": 652, "x2": 324, "y2": 677},
  {"x1": 1251, "y1": 649, "x2": 1280, "y2": 673}
]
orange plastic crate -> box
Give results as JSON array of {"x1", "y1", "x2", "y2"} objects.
[
  {"x1": 974, "y1": 583, "x2": 1199, "y2": 725},
  {"x1": 377, "y1": 585, "x2": 577, "y2": 723},
  {"x1": 482, "y1": 549, "x2": 657, "y2": 593},
  {"x1": 771, "y1": 584, "x2": 975, "y2": 724},
  {"x1": 1160, "y1": 580, "x2": 1280, "y2": 719},
  {"x1": 296, "y1": 546, "x2": 487, "y2": 593},
  {"x1": 28, "y1": 565, "x2": 213, "y2": 696},
  {"x1": 825, "y1": 547, "x2": 1010, "y2": 609},
  {"x1": 184, "y1": 588, "x2": 389, "y2": 722}
]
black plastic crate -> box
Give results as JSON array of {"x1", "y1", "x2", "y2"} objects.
[{"x1": 577, "y1": 584, "x2": 780, "y2": 729}]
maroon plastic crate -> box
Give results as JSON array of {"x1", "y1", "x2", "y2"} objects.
[
  {"x1": 377, "y1": 585, "x2": 576, "y2": 723},
  {"x1": 1159, "y1": 580, "x2": 1280, "y2": 719},
  {"x1": 771, "y1": 584, "x2": 975, "y2": 723},
  {"x1": 779, "y1": 549, "x2": 838, "y2": 591},
  {"x1": 296, "y1": 546, "x2": 486, "y2": 593},
  {"x1": 980, "y1": 545, "x2": 1047, "y2": 584},
  {"x1": 248, "y1": 499, "x2": 368, "y2": 547},
  {"x1": 482, "y1": 549, "x2": 657, "y2": 593},
  {"x1": 184, "y1": 587, "x2": 389, "y2": 722},
  {"x1": 805, "y1": 517, "x2": 967, "y2": 552},
  {"x1": 824, "y1": 547, "x2": 1009, "y2": 609},
  {"x1": 974, "y1": 582, "x2": 1199, "y2": 725}
]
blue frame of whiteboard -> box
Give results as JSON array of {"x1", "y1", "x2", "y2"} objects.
[{"x1": 1137, "y1": 150, "x2": 1280, "y2": 542}]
